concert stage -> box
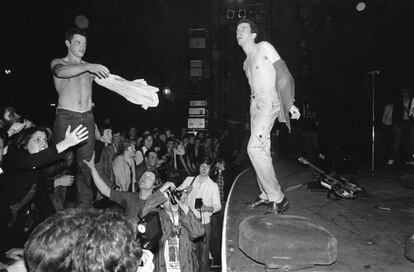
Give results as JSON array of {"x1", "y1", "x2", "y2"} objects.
[{"x1": 222, "y1": 159, "x2": 414, "y2": 271}]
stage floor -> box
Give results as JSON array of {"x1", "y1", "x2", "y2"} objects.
[{"x1": 223, "y1": 160, "x2": 414, "y2": 272}]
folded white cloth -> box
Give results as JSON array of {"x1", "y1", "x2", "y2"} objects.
[{"x1": 95, "y1": 74, "x2": 159, "y2": 109}]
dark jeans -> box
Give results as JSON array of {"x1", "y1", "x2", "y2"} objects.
[
  {"x1": 53, "y1": 108, "x2": 95, "y2": 207},
  {"x1": 391, "y1": 120, "x2": 413, "y2": 163},
  {"x1": 195, "y1": 222, "x2": 211, "y2": 272},
  {"x1": 210, "y1": 207, "x2": 224, "y2": 263}
]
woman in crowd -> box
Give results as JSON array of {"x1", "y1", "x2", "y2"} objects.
[{"x1": 0, "y1": 124, "x2": 88, "y2": 262}]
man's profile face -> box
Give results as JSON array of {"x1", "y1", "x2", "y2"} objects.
[
  {"x1": 236, "y1": 22, "x2": 256, "y2": 46},
  {"x1": 66, "y1": 34, "x2": 87, "y2": 58}
]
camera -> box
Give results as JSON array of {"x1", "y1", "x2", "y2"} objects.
[
  {"x1": 167, "y1": 189, "x2": 186, "y2": 205},
  {"x1": 170, "y1": 189, "x2": 184, "y2": 200},
  {"x1": 136, "y1": 211, "x2": 162, "y2": 250}
]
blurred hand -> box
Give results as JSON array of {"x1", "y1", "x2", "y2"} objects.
[
  {"x1": 6, "y1": 259, "x2": 27, "y2": 272},
  {"x1": 200, "y1": 204, "x2": 213, "y2": 213},
  {"x1": 289, "y1": 105, "x2": 301, "y2": 120},
  {"x1": 24, "y1": 119, "x2": 34, "y2": 128},
  {"x1": 55, "y1": 175, "x2": 74, "y2": 187},
  {"x1": 7, "y1": 121, "x2": 26, "y2": 137},
  {"x1": 6, "y1": 248, "x2": 23, "y2": 261},
  {"x1": 159, "y1": 182, "x2": 176, "y2": 193},
  {"x1": 82, "y1": 152, "x2": 96, "y2": 169}
]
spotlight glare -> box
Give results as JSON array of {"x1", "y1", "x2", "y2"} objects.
[{"x1": 356, "y1": 2, "x2": 366, "y2": 12}]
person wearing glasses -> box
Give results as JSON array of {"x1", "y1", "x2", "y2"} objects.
[{"x1": 0, "y1": 125, "x2": 88, "y2": 264}]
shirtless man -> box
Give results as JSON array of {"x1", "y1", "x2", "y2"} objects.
[
  {"x1": 236, "y1": 19, "x2": 300, "y2": 214},
  {"x1": 51, "y1": 28, "x2": 110, "y2": 208}
]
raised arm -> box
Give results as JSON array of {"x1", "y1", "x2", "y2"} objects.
[
  {"x1": 51, "y1": 58, "x2": 110, "y2": 79},
  {"x1": 83, "y1": 153, "x2": 111, "y2": 198}
]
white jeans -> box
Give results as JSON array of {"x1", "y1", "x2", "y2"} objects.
[{"x1": 247, "y1": 96, "x2": 284, "y2": 203}]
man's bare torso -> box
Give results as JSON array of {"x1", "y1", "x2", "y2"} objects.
[
  {"x1": 53, "y1": 59, "x2": 93, "y2": 112},
  {"x1": 244, "y1": 42, "x2": 277, "y2": 99}
]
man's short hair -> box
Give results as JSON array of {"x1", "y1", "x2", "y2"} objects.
[
  {"x1": 98, "y1": 124, "x2": 112, "y2": 135},
  {"x1": 24, "y1": 208, "x2": 102, "y2": 272},
  {"x1": 72, "y1": 211, "x2": 142, "y2": 272},
  {"x1": 144, "y1": 148, "x2": 158, "y2": 158},
  {"x1": 120, "y1": 139, "x2": 135, "y2": 153},
  {"x1": 237, "y1": 18, "x2": 258, "y2": 34},
  {"x1": 65, "y1": 28, "x2": 87, "y2": 42}
]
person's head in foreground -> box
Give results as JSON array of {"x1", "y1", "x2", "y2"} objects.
[{"x1": 24, "y1": 208, "x2": 142, "y2": 272}]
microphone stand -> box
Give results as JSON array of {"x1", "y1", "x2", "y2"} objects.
[{"x1": 368, "y1": 71, "x2": 377, "y2": 174}]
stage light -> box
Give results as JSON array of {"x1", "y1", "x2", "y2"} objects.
[
  {"x1": 238, "y1": 9, "x2": 246, "y2": 19},
  {"x1": 356, "y1": 2, "x2": 366, "y2": 12},
  {"x1": 249, "y1": 10, "x2": 257, "y2": 19},
  {"x1": 259, "y1": 10, "x2": 267, "y2": 19},
  {"x1": 226, "y1": 9, "x2": 235, "y2": 19},
  {"x1": 4, "y1": 69, "x2": 11, "y2": 75},
  {"x1": 75, "y1": 15, "x2": 89, "y2": 29},
  {"x1": 163, "y1": 86, "x2": 171, "y2": 97}
]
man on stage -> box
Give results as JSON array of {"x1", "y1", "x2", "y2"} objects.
[
  {"x1": 236, "y1": 19, "x2": 300, "y2": 214},
  {"x1": 51, "y1": 28, "x2": 110, "y2": 208}
]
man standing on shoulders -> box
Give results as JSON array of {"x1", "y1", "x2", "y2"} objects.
[
  {"x1": 236, "y1": 19, "x2": 300, "y2": 214},
  {"x1": 51, "y1": 28, "x2": 110, "y2": 208}
]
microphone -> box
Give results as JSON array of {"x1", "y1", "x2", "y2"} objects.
[{"x1": 367, "y1": 70, "x2": 380, "y2": 75}]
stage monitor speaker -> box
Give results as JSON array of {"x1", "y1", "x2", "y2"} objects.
[
  {"x1": 259, "y1": 10, "x2": 267, "y2": 19},
  {"x1": 249, "y1": 10, "x2": 257, "y2": 20},
  {"x1": 238, "y1": 9, "x2": 246, "y2": 18},
  {"x1": 226, "y1": 9, "x2": 235, "y2": 19}
]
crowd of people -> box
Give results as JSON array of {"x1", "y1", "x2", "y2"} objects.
[
  {"x1": 0, "y1": 18, "x2": 305, "y2": 272},
  {"x1": 0, "y1": 104, "x2": 238, "y2": 272},
  {"x1": 0, "y1": 26, "x2": 245, "y2": 272}
]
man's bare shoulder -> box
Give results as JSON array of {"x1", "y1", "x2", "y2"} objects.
[
  {"x1": 258, "y1": 41, "x2": 276, "y2": 51},
  {"x1": 258, "y1": 41, "x2": 281, "y2": 64},
  {"x1": 50, "y1": 58, "x2": 67, "y2": 70}
]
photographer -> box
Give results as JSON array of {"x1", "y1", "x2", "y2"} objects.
[
  {"x1": 185, "y1": 158, "x2": 221, "y2": 272},
  {"x1": 154, "y1": 190, "x2": 205, "y2": 272}
]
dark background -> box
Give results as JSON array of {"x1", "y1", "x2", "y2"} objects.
[{"x1": 1, "y1": 0, "x2": 414, "y2": 163}]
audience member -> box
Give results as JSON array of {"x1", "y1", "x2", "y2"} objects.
[
  {"x1": 113, "y1": 139, "x2": 136, "y2": 192},
  {"x1": 185, "y1": 158, "x2": 221, "y2": 272},
  {"x1": 135, "y1": 134, "x2": 154, "y2": 165},
  {"x1": 0, "y1": 125, "x2": 88, "y2": 262},
  {"x1": 84, "y1": 153, "x2": 175, "y2": 218},
  {"x1": 153, "y1": 191, "x2": 205, "y2": 272},
  {"x1": 135, "y1": 149, "x2": 161, "y2": 189},
  {"x1": 388, "y1": 87, "x2": 413, "y2": 165},
  {"x1": 94, "y1": 125, "x2": 117, "y2": 191}
]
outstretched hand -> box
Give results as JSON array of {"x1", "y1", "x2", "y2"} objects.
[
  {"x1": 82, "y1": 152, "x2": 96, "y2": 169},
  {"x1": 64, "y1": 125, "x2": 88, "y2": 147},
  {"x1": 289, "y1": 105, "x2": 301, "y2": 120}
]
